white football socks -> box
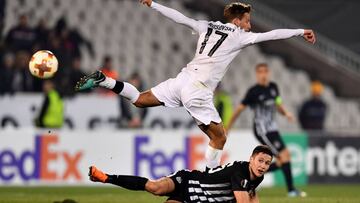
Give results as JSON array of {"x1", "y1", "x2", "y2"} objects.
[
  {"x1": 205, "y1": 145, "x2": 223, "y2": 169},
  {"x1": 121, "y1": 82, "x2": 140, "y2": 103},
  {"x1": 99, "y1": 77, "x2": 116, "y2": 89},
  {"x1": 99, "y1": 77, "x2": 140, "y2": 103}
]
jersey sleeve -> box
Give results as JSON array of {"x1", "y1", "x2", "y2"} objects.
[
  {"x1": 253, "y1": 29, "x2": 304, "y2": 44},
  {"x1": 272, "y1": 83, "x2": 280, "y2": 96},
  {"x1": 151, "y1": 2, "x2": 208, "y2": 33},
  {"x1": 231, "y1": 172, "x2": 249, "y2": 191},
  {"x1": 252, "y1": 176, "x2": 264, "y2": 189},
  {"x1": 231, "y1": 172, "x2": 264, "y2": 194},
  {"x1": 241, "y1": 88, "x2": 254, "y2": 106},
  {"x1": 235, "y1": 32, "x2": 259, "y2": 48},
  {"x1": 237, "y1": 29, "x2": 304, "y2": 47},
  {"x1": 272, "y1": 83, "x2": 283, "y2": 105}
]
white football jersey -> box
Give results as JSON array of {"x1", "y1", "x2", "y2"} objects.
[
  {"x1": 151, "y1": 2, "x2": 304, "y2": 91},
  {"x1": 184, "y1": 21, "x2": 258, "y2": 90}
]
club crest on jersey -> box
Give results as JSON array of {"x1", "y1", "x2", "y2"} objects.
[{"x1": 241, "y1": 179, "x2": 248, "y2": 187}]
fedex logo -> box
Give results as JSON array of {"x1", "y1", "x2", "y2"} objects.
[
  {"x1": 0, "y1": 135, "x2": 83, "y2": 182},
  {"x1": 135, "y1": 135, "x2": 207, "y2": 179}
]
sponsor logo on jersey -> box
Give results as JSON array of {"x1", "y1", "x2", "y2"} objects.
[{"x1": 264, "y1": 99, "x2": 275, "y2": 106}]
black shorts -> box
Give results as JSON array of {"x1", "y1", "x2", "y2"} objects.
[
  {"x1": 253, "y1": 125, "x2": 286, "y2": 156},
  {"x1": 166, "y1": 170, "x2": 190, "y2": 202}
]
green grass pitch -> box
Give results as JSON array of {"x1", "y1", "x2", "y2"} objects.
[{"x1": 0, "y1": 185, "x2": 359, "y2": 203}]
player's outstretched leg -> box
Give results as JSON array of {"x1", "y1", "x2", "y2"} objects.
[
  {"x1": 89, "y1": 166, "x2": 177, "y2": 199},
  {"x1": 75, "y1": 71, "x2": 162, "y2": 107},
  {"x1": 75, "y1": 70, "x2": 140, "y2": 102},
  {"x1": 277, "y1": 149, "x2": 307, "y2": 197},
  {"x1": 198, "y1": 122, "x2": 227, "y2": 169}
]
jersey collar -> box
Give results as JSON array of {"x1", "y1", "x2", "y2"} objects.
[{"x1": 226, "y1": 23, "x2": 238, "y2": 29}]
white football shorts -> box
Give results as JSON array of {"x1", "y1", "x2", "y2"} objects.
[{"x1": 151, "y1": 71, "x2": 221, "y2": 125}]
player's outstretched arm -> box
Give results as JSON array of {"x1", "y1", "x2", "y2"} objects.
[
  {"x1": 226, "y1": 104, "x2": 247, "y2": 132},
  {"x1": 140, "y1": 0, "x2": 202, "y2": 32},
  {"x1": 253, "y1": 29, "x2": 316, "y2": 44}
]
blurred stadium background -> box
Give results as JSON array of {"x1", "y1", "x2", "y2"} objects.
[{"x1": 1, "y1": 0, "x2": 360, "y2": 202}]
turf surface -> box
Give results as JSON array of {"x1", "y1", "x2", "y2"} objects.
[{"x1": 0, "y1": 185, "x2": 359, "y2": 203}]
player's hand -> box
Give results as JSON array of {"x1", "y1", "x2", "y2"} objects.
[
  {"x1": 285, "y1": 112, "x2": 295, "y2": 123},
  {"x1": 303, "y1": 29, "x2": 316, "y2": 44},
  {"x1": 140, "y1": 0, "x2": 152, "y2": 7}
]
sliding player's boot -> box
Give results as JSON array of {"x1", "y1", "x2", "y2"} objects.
[
  {"x1": 88, "y1": 166, "x2": 108, "y2": 183},
  {"x1": 75, "y1": 70, "x2": 106, "y2": 91},
  {"x1": 288, "y1": 189, "x2": 307, "y2": 197}
]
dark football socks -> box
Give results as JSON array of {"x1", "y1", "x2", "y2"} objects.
[
  {"x1": 281, "y1": 162, "x2": 295, "y2": 192},
  {"x1": 106, "y1": 175, "x2": 148, "y2": 191},
  {"x1": 268, "y1": 162, "x2": 280, "y2": 172}
]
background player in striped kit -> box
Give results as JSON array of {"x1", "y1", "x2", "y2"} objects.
[
  {"x1": 226, "y1": 63, "x2": 306, "y2": 197},
  {"x1": 89, "y1": 145, "x2": 273, "y2": 203}
]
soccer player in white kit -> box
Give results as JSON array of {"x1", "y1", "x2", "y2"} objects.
[{"x1": 75, "y1": 0, "x2": 316, "y2": 170}]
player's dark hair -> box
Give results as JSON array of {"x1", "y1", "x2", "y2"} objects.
[
  {"x1": 255, "y1": 63, "x2": 269, "y2": 70},
  {"x1": 224, "y1": 2, "x2": 251, "y2": 22},
  {"x1": 251, "y1": 145, "x2": 273, "y2": 157}
]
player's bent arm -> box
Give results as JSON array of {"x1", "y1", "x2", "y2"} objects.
[
  {"x1": 146, "y1": 1, "x2": 203, "y2": 32},
  {"x1": 277, "y1": 104, "x2": 295, "y2": 123},
  {"x1": 276, "y1": 103, "x2": 287, "y2": 116},
  {"x1": 226, "y1": 104, "x2": 247, "y2": 131},
  {"x1": 145, "y1": 177, "x2": 175, "y2": 196},
  {"x1": 234, "y1": 191, "x2": 256, "y2": 203}
]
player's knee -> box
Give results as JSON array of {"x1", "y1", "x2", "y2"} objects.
[
  {"x1": 214, "y1": 134, "x2": 227, "y2": 147},
  {"x1": 284, "y1": 149, "x2": 291, "y2": 159},
  {"x1": 279, "y1": 149, "x2": 291, "y2": 163},
  {"x1": 133, "y1": 101, "x2": 144, "y2": 108}
]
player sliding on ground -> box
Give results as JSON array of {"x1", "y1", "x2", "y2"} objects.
[
  {"x1": 226, "y1": 63, "x2": 306, "y2": 197},
  {"x1": 75, "y1": 0, "x2": 316, "y2": 170},
  {"x1": 89, "y1": 145, "x2": 273, "y2": 203}
]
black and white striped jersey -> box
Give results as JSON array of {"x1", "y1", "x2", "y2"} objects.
[
  {"x1": 242, "y1": 82, "x2": 281, "y2": 134},
  {"x1": 169, "y1": 161, "x2": 263, "y2": 202}
]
